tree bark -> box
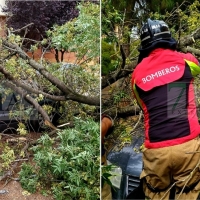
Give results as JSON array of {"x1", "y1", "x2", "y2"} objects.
[
  {"x1": 61, "y1": 50, "x2": 65, "y2": 62},
  {"x1": 55, "y1": 49, "x2": 59, "y2": 63}
]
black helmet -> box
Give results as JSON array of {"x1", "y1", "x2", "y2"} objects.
[{"x1": 140, "y1": 18, "x2": 171, "y2": 48}]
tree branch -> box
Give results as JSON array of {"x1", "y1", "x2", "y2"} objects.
[
  {"x1": 0, "y1": 64, "x2": 66, "y2": 101},
  {"x1": 2, "y1": 40, "x2": 100, "y2": 106},
  {"x1": 101, "y1": 60, "x2": 137, "y2": 89},
  {"x1": 180, "y1": 46, "x2": 200, "y2": 56},
  {"x1": 10, "y1": 23, "x2": 34, "y2": 33},
  {"x1": 3, "y1": 80, "x2": 51, "y2": 122},
  {"x1": 178, "y1": 28, "x2": 200, "y2": 48},
  {"x1": 102, "y1": 104, "x2": 140, "y2": 118}
]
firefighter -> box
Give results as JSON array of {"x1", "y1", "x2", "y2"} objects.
[{"x1": 131, "y1": 18, "x2": 200, "y2": 199}]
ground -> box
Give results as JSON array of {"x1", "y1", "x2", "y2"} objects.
[
  {"x1": 0, "y1": 180, "x2": 53, "y2": 200},
  {"x1": 0, "y1": 132, "x2": 54, "y2": 200}
]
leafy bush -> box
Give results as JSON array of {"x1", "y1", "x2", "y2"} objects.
[
  {"x1": 19, "y1": 117, "x2": 100, "y2": 200},
  {"x1": 19, "y1": 164, "x2": 38, "y2": 193},
  {"x1": 101, "y1": 40, "x2": 118, "y2": 76},
  {"x1": 0, "y1": 145, "x2": 15, "y2": 170}
]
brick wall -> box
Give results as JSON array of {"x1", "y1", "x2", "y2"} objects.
[
  {"x1": 26, "y1": 48, "x2": 77, "y2": 63},
  {"x1": 0, "y1": 15, "x2": 6, "y2": 37}
]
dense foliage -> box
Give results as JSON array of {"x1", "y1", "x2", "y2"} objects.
[
  {"x1": 47, "y1": 2, "x2": 100, "y2": 62},
  {"x1": 101, "y1": 41, "x2": 118, "y2": 75},
  {"x1": 19, "y1": 118, "x2": 100, "y2": 200},
  {"x1": 3, "y1": 1, "x2": 79, "y2": 48}
]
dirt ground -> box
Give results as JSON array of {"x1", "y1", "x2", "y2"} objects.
[
  {"x1": 0, "y1": 132, "x2": 54, "y2": 200},
  {"x1": 0, "y1": 180, "x2": 54, "y2": 200}
]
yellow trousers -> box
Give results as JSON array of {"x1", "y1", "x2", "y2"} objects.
[{"x1": 141, "y1": 137, "x2": 200, "y2": 200}]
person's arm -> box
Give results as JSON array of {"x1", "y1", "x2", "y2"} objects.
[
  {"x1": 185, "y1": 58, "x2": 200, "y2": 76},
  {"x1": 180, "y1": 52, "x2": 200, "y2": 76},
  {"x1": 101, "y1": 115, "x2": 113, "y2": 144}
]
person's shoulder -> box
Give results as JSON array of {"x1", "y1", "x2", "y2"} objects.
[
  {"x1": 176, "y1": 51, "x2": 199, "y2": 65},
  {"x1": 133, "y1": 60, "x2": 145, "y2": 76}
]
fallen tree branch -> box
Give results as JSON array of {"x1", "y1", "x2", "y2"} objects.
[
  {"x1": 0, "y1": 142, "x2": 30, "y2": 182},
  {"x1": 10, "y1": 23, "x2": 34, "y2": 33},
  {"x1": 14, "y1": 158, "x2": 29, "y2": 162},
  {"x1": 2, "y1": 40, "x2": 100, "y2": 106},
  {"x1": 179, "y1": 28, "x2": 200, "y2": 47},
  {"x1": 0, "y1": 64, "x2": 66, "y2": 101},
  {"x1": 131, "y1": 110, "x2": 143, "y2": 134},
  {"x1": 101, "y1": 60, "x2": 137, "y2": 89},
  {"x1": 180, "y1": 46, "x2": 200, "y2": 56},
  {"x1": 0, "y1": 128, "x2": 59, "y2": 182},
  {"x1": 3, "y1": 80, "x2": 51, "y2": 122},
  {"x1": 102, "y1": 104, "x2": 141, "y2": 118}
]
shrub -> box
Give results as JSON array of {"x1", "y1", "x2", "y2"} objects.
[
  {"x1": 101, "y1": 40, "x2": 118, "y2": 76},
  {"x1": 19, "y1": 117, "x2": 100, "y2": 200}
]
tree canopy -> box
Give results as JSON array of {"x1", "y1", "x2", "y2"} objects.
[{"x1": 3, "y1": 1, "x2": 79, "y2": 48}]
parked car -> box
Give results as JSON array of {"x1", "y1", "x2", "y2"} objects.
[
  {"x1": 107, "y1": 135, "x2": 144, "y2": 199},
  {"x1": 0, "y1": 91, "x2": 60, "y2": 133}
]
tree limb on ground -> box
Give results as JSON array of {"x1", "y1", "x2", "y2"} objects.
[
  {"x1": 0, "y1": 128, "x2": 60, "y2": 182},
  {"x1": 102, "y1": 104, "x2": 140, "y2": 118}
]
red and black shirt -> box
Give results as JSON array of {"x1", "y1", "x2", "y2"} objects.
[{"x1": 132, "y1": 48, "x2": 200, "y2": 148}]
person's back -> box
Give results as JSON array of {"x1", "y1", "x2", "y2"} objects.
[
  {"x1": 130, "y1": 18, "x2": 200, "y2": 200},
  {"x1": 133, "y1": 48, "x2": 200, "y2": 148}
]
